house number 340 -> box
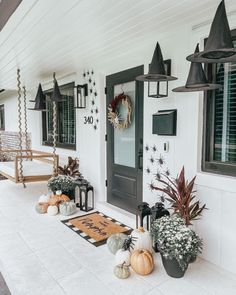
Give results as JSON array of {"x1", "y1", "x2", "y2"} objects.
[{"x1": 84, "y1": 116, "x2": 94, "y2": 124}]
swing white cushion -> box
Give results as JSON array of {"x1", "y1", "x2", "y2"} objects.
[{"x1": 0, "y1": 160, "x2": 54, "y2": 178}]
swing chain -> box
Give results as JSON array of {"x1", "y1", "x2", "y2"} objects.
[{"x1": 17, "y1": 69, "x2": 25, "y2": 187}]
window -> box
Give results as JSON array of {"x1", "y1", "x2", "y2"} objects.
[
  {"x1": 0, "y1": 105, "x2": 5, "y2": 130},
  {"x1": 42, "y1": 82, "x2": 76, "y2": 150},
  {"x1": 203, "y1": 30, "x2": 236, "y2": 176}
]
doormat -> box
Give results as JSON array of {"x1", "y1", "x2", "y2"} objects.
[
  {"x1": 61, "y1": 211, "x2": 132, "y2": 247},
  {"x1": 0, "y1": 272, "x2": 11, "y2": 295}
]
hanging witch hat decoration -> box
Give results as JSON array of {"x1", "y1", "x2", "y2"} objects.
[
  {"x1": 173, "y1": 44, "x2": 221, "y2": 92},
  {"x1": 136, "y1": 42, "x2": 177, "y2": 81},
  {"x1": 50, "y1": 72, "x2": 65, "y2": 102},
  {"x1": 28, "y1": 83, "x2": 47, "y2": 111},
  {"x1": 187, "y1": 0, "x2": 236, "y2": 63}
]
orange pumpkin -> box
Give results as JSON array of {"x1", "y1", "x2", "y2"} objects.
[
  {"x1": 131, "y1": 249, "x2": 154, "y2": 275},
  {"x1": 49, "y1": 195, "x2": 60, "y2": 206},
  {"x1": 49, "y1": 194, "x2": 70, "y2": 206},
  {"x1": 58, "y1": 194, "x2": 70, "y2": 202}
]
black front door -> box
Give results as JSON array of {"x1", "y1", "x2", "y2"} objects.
[{"x1": 106, "y1": 65, "x2": 144, "y2": 214}]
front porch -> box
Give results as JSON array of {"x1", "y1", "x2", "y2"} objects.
[{"x1": 0, "y1": 180, "x2": 235, "y2": 295}]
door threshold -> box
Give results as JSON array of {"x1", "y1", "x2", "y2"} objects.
[{"x1": 96, "y1": 201, "x2": 136, "y2": 229}]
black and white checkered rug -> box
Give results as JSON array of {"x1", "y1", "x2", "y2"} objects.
[{"x1": 61, "y1": 211, "x2": 132, "y2": 247}]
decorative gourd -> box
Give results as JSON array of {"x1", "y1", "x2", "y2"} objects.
[
  {"x1": 38, "y1": 194, "x2": 50, "y2": 203},
  {"x1": 47, "y1": 205, "x2": 58, "y2": 216},
  {"x1": 56, "y1": 190, "x2": 62, "y2": 195},
  {"x1": 115, "y1": 249, "x2": 131, "y2": 266},
  {"x1": 131, "y1": 249, "x2": 154, "y2": 275},
  {"x1": 49, "y1": 195, "x2": 60, "y2": 206},
  {"x1": 113, "y1": 263, "x2": 130, "y2": 279},
  {"x1": 107, "y1": 233, "x2": 127, "y2": 254},
  {"x1": 58, "y1": 194, "x2": 70, "y2": 203},
  {"x1": 132, "y1": 227, "x2": 153, "y2": 252},
  {"x1": 59, "y1": 202, "x2": 76, "y2": 216},
  {"x1": 115, "y1": 236, "x2": 135, "y2": 266},
  {"x1": 35, "y1": 202, "x2": 49, "y2": 214}
]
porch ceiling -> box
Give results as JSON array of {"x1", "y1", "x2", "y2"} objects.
[{"x1": 1, "y1": 0, "x2": 236, "y2": 90}]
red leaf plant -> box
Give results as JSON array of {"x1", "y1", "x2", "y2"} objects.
[{"x1": 152, "y1": 166, "x2": 207, "y2": 226}]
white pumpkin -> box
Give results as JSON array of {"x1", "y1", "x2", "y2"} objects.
[
  {"x1": 47, "y1": 205, "x2": 58, "y2": 216},
  {"x1": 56, "y1": 190, "x2": 62, "y2": 196},
  {"x1": 38, "y1": 194, "x2": 50, "y2": 203},
  {"x1": 115, "y1": 249, "x2": 131, "y2": 266},
  {"x1": 132, "y1": 227, "x2": 153, "y2": 253}
]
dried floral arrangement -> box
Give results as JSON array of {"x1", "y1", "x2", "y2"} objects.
[{"x1": 58, "y1": 157, "x2": 83, "y2": 179}]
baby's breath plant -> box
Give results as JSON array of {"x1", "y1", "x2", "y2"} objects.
[
  {"x1": 151, "y1": 215, "x2": 203, "y2": 271},
  {"x1": 48, "y1": 175, "x2": 76, "y2": 193}
]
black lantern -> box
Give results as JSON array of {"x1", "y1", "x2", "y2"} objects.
[
  {"x1": 151, "y1": 202, "x2": 170, "y2": 252},
  {"x1": 74, "y1": 84, "x2": 88, "y2": 109},
  {"x1": 136, "y1": 202, "x2": 151, "y2": 230},
  {"x1": 28, "y1": 83, "x2": 47, "y2": 111},
  {"x1": 136, "y1": 42, "x2": 177, "y2": 98},
  {"x1": 79, "y1": 184, "x2": 94, "y2": 212}
]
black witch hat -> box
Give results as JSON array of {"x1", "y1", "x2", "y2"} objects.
[
  {"x1": 173, "y1": 44, "x2": 221, "y2": 92},
  {"x1": 51, "y1": 79, "x2": 64, "y2": 102},
  {"x1": 136, "y1": 42, "x2": 177, "y2": 81},
  {"x1": 187, "y1": 1, "x2": 236, "y2": 63},
  {"x1": 28, "y1": 83, "x2": 47, "y2": 111}
]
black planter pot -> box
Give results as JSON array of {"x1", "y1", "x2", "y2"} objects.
[
  {"x1": 188, "y1": 254, "x2": 197, "y2": 263},
  {"x1": 161, "y1": 254, "x2": 187, "y2": 278}
]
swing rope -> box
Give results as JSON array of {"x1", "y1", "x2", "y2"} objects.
[
  {"x1": 52, "y1": 72, "x2": 57, "y2": 176},
  {"x1": 23, "y1": 86, "x2": 29, "y2": 152},
  {"x1": 17, "y1": 69, "x2": 25, "y2": 187}
]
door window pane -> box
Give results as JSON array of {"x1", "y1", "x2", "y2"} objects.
[{"x1": 114, "y1": 81, "x2": 135, "y2": 168}]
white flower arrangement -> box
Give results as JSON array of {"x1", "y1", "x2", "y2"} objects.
[
  {"x1": 47, "y1": 175, "x2": 76, "y2": 193},
  {"x1": 151, "y1": 215, "x2": 203, "y2": 270}
]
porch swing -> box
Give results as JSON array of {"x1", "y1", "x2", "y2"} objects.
[{"x1": 0, "y1": 69, "x2": 60, "y2": 187}]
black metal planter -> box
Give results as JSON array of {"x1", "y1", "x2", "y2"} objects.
[{"x1": 161, "y1": 254, "x2": 187, "y2": 278}]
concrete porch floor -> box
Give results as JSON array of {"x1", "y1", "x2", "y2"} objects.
[{"x1": 0, "y1": 180, "x2": 235, "y2": 295}]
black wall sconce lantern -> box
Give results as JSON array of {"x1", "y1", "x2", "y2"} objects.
[
  {"x1": 79, "y1": 184, "x2": 94, "y2": 212},
  {"x1": 74, "y1": 84, "x2": 88, "y2": 109},
  {"x1": 136, "y1": 42, "x2": 177, "y2": 98}
]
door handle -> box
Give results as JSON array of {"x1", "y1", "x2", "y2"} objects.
[{"x1": 138, "y1": 152, "x2": 143, "y2": 170}]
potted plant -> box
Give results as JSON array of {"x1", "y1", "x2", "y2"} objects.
[
  {"x1": 58, "y1": 157, "x2": 83, "y2": 180},
  {"x1": 151, "y1": 166, "x2": 206, "y2": 226},
  {"x1": 151, "y1": 215, "x2": 202, "y2": 278},
  {"x1": 48, "y1": 175, "x2": 76, "y2": 200}
]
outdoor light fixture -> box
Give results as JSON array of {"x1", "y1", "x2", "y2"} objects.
[
  {"x1": 79, "y1": 184, "x2": 94, "y2": 212},
  {"x1": 187, "y1": 0, "x2": 236, "y2": 63},
  {"x1": 28, "y1": 83, "x2": 47, "y2": 111},
  {"x1": 173, "y1": 44, "x2": 221, "y2": 92},
  {"x1": 136, "y1": 42, "x2": 177, "y2": 98},
  {"x1": 74, "y1": 84, "x2": 88, "y2": 109}
]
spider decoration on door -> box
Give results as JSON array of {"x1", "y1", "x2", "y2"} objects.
[{"x1": 82, "y1": 69, "x2": 99, "y2": 131}]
